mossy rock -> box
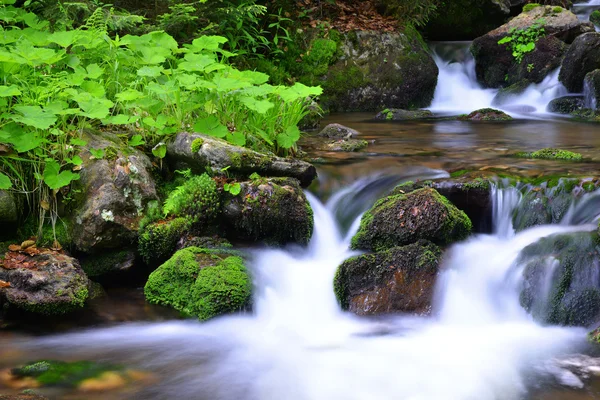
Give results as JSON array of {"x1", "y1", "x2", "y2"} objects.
[
  {"x1": 144, "y1": 247, "x2": 251, "y2": 321},
  {"x1": 351, "y1": 187, "x2": 472, "y2": 252},
  {"x1": 458, "y1": 108, "x2": 513, "y2": 121},
  {"x1": 138, "y1": 217, "x2": 191, "y2": 266},
  {"x1": 546, "y1": 95, "x2": 585, "y2": 114},
  {"x1": 374, "y1": 108, "x2": 434, "y2": 121},
  {"x1": 162, "y1": 173, "x2": 221, "y2": 225},
  {"x1": 591, "y1": 10, "x2": 600, "y2": 27},
  {"x1": 313, "y1": 139, "x2": 368, "y2": 152},
  {"x1": 334, "y1": 240, "x2": 441, "y2": 315},
  {"x1": 317, "y1": 123, "x2": 360, "y2": 139},
  {"x1": 9, "y1": 360, "x2": 124, "y2": 387},
  {"x1": 514, "y1": 148, "x2": 583, "y2": 161}
]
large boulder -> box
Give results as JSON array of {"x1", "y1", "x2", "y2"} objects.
[
  {"x1": 71, "y1": 132, "x2": 157, "y2": 254},
  {"x1": 559, "y1": 33, "x2": 600, "y2": 92},
  {"x1": 424, "y1": 0, "x2": 511, "y2": 41},
  {"x1": 547, "y1": 95, "x2": 586, "y2": 113},
  {"x1": 584, "y1": 69, "x2": 600, "y2": 110},
  {"x1": 472, "y1": 6, "x2": 593, "y2": 88},
  {"x1": 323, "y1": 30, "x2": 438, "y2": 112},
  {"x1": 144, "y1": 247, "x2": 251, "y2": 320},
  {"x1": 334, "y1": 240, "x2": 441, "y2": 315},
  {"x1": 167, "y1": 132, "x2": 317, "y2": 187},
  {"x1": 351, "y1": 187, "x2": 472, "y2": 252},
  {"x1": 222, "y1": 178, "x2": 314, "y2": 245},
  {"x1": 0, "y1": 248, "x2": 89, "y2": 315},
  {"x1": 520, "y1": 232, "x2": 600, "y2": 327}
]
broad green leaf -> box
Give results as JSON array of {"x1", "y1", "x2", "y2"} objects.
[
  {"x1": 49, "y1": 30, "x2": 79, "y2": 48},
  {"x1": 193, "y1": 115, "x2": 228, "y2": 138},
  {"x1": 151, "y1": 142, "x2": 167, "y2": 159},
  {"x1": 228, "y1": 182, "x2": 241, "y2": 196},
  {"x1": 227, "y1": 131, "x2": 246, "y2": 147},
  {"x1": 276, "y1": 125, "x2": 300, "y2": 149},
  {"x1": 73, "y1": 93, "x2": 114, "y2": 119},
  {"x1": 43, "y1": 159, "x2": 80, "y2": 190},
  {"x1": 128, "y1": 135, "x2": 145, "y2": 146},
  {"x1": 241, "y1": 84, "x2": 276, "y2": 97},
  {"x1": 67, "y1": 155, "x2": 83, "y2": 166},
  {"x1": 86, "y1": 63, "x2": 103, "y2": 79},
  {"x1": 235, "y1": 69, "x2": 269, "y2": 85},
  {"x1": 89, "y1": 148, "x2": 105, "y2": 159},
  {"x1": 137, "y1": 65, "x2": 163, "y2": 77},
  {"x1": 278, "y1": 83, "x2": 323, "y2": 103},
  {"x1": 102, "y1": 114, "x2": 138, "y2": 125},
  {"x1": 70, "y1": 138, "x2": 88, "y2": 146},
  {"x1": 239, "y1": 96, "x2": 274, "y2": 114},
  {"x1": 178, "y1": 53, "x2": 216, "y2": 72},
  {"x1": 0, "y1": 172, "x2": 11, "y2": 189},
  {"x1": 115, "y1": 89, "x2": 143, "y2": 102},
  {"x1": 12, "y1": 105, "x2": 56, "y2": 129},
  {"x1": 0, "y1": 85, "x2": 21, "y2": 97},
  {"x1": 189, "y1": 35, "x2": 228, "y2": 52},
  {"x1": 81, "y1": 80, "x2": 106, "y2": 98},
  {"x1": 212, "y1": 76, "x2": 252, "y2": 92}
]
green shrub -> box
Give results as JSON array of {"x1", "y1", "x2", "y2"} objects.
[{"x1": 498, "y1": 18, "x2": 546, "y2": 64}]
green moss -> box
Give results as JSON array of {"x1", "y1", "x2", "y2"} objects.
[
  {"x1": 80, "y1": 251, "x2": 133, "y2": 278},
  {"x1": 11, "y1": 360, "x2": 123, "y2": 387},
  {"x1": 139, "y1": 217, "x2": 191, "y2": 266},
  {"x1": 552, "y1": 6, "x2": 563, "y2": 13},
  {"x1": 162, "y1": 173, "x2": 221, "y2": 224},
  {"x1": 523, "y1": 3, "x2": 541, "y2": 12},
  {"x1": 18, "y1": 217, "x2": 72, "y2": 249},
  {"x1": 516, "y1": 148, "x2": 583, "y2": 161},
  {"x1": 191, "y1": 138, "x2": 204, "y2": 153},
  {"x1": 144, "y1": 246, "x2": 251, "y2": 320},
  {"x1": 20, "y1": 284, "x2": 88, "y2": 315},
  {"x1": 591, "y1": 10, "x2": 600, "y2": 26}
]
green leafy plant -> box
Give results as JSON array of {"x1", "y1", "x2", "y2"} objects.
[
  {"x1": 223, "y1": 181, "x2": 241, "y2": 196},
  {"x1": 498, "y1": 19, "x2": 546, "y2": 64}
]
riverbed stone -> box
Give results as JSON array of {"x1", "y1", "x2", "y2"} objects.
[
  {"x1": 167, "y1": 132, "x2": 317, "y2": 187},
  {"x1": 317, "y1": 123, "x2": 360, "y2": 139},
  {"x1": 491, "y1": 81, "x2": 530, "y2": 106},
  {"x1": 584, "y1": 69, "x2": 600, "y2": 110},
  {"x1": 144, "y1": 246, "x2": 251, "y2": 321},
  {"x1": 0, "y1": 249, "x2": 89, "y2": 315},
  {"x1": 547, "y1": 96, "x2": 586, "y2": 113},
  {"x1": 222, "y1": 178, "x2": 313, "y2": 245},
  {"x1": 472, "y1": 6, "x2": 593, "y2": 88},
  {"x1": 323, "y1": 30, "x2": 438, "y2": 112},
  {"x1": 559, "y1": 33, "x2": 600, "y2": 92},
  {"x1": 351, "y1": 187, "x2": 472, "y2": 252},
  {"x1": 374, "y1": 108, "x2": 434, "y2": 121},
  {"x1": 520, "y1": 232, "x2": 600, "y2": 327},
  {"x1": 312, "y1": 139, "x2": 368, "y2": 152},
  {"x1": 71, "y1": 131, "x2": 157, "y2": 254},
  {"x1": 334, "y1": 240, "x2": 441, "y2": 315},
  {"x1": 459, "y1": 108, "x2": 513, "y2": 121}
]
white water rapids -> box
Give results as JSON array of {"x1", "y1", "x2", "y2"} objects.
[{"x1": 17, "y1": 176, "x2": 599, "y2": 400}]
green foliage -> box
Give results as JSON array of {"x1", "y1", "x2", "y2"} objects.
[
  {"x1": 162, "y1": 173, "x2": 220, "y2": 223},
  {"x1": 498, "y1": 19, "x2": 546, "y2": 64},
  {"x1": 223, "y1": 181, "x2": 242, "y2": 196},
  {"x1": 144, "y1": 246, "x2": 251, "y2": 320}
]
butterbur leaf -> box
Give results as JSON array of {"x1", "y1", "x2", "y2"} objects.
[
  {"x1": 89, "y1": 148, "x2": 105, "y2": 159},
  {"x1": 227, "y1": 131, "x2": 246, "y2": 147},
  {"x1": 103, "y1": 114, "x2": 138, "y2": 125},
  {"x1": 0, "y1": 172, "x2": 11, "y2": 189},
  {"x1": 239, "y1": 96, "x2": 274, "y2": 114},
  {"x1": 86, "y1": 63, "x2": 103, "y2": 79},
  {"x1": 129, "y1": 135, "x2": 145, "y2": 147},
  {"x1": 43, "y1": 159, "x2": 80, "y2": 190},
  {"x1": 189, "y1": 35, "x2": 228, "y2": 51},
  {"x1": 116, "y1": 89, "x2": 143, "y2": 102},
  {"x1": 0, "y1": 85, "x2": 21, "y2": 97},
  {"x1": 152, "y1": 142, "x2": 167, "y2": 159},
  {"x1": 137, "y1": 66, "x2": 163, "y2": 77},
  {"x1": 193, "y1": 115, "x2": 228, "y2": 138},
  {"x1": 12, "y1": 105, "x2": 56, "y2": 129},
  {"x1": 48, "y1": 30, "x2": 79, "y2": 48},
  {"x1": 67, "y1": 155, "x2": 83, "y2": 166},
  {"x1": 276, "y1": 125, "x2": 300, "y2": 149},
  {"x1": 70, "y1": 138, "x2": 87, "y2": 146}
]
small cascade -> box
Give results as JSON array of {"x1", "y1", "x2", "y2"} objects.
[
  {"x1": 583, "y1": 77, "x2": 598, "y2": 110},
  {"x1": 572, "y1": 0, "x2": 600, "y2": 25}
]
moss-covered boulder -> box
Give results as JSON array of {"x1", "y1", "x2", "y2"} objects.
[
  {"x1": 223, "y1": 178, "x2": 313, "y2": 245},
  {"x1": 584, "y1": 69, "x2": 600, "y2": 110},
  {"x1": 144, "y1": 247, "x2": 251, "y2": 320},
  {"x1": 559, "y1": 33, "x2": 600, "y2": 92},
  {"x1": 317, "y1": 123, "x2": 361, "y2": 139},
  {"x1": 458, "y1": 108, "x2": 513, "y2": 121},
  {"x1": 351, "y1": 188, "x2": 472, "y2": 252},
  {"x1": 423, "y1": 0, "x2": 511, "y2": 41},
  {"x1": 71, "y1": 131, "x2": 158, "y2": 254},
  {"x1": 335, "y1": 240, "x2": 441, "y2": 315},
  {"x1": 138, "y1": 218, "x2": 191, "y2": 266},
  {"x1": 0, "y1": 249, "x2": 88, "y2": 315},
  {"x1": 546, "y1": 95, "x2": 585, "y2": 114},
  {"x1": 374, "y1": 108, "x2": 434, "y2": 121},
  {"x1": 472, "y1": 6, "x2": 593, "y2": 88},
  {"x1": 520, "y1": 232, "x2": 600, "y2": 326},
  {"x1": 515, "y1": 148, "x2": 583, "y2": 161},
  {"x1": 323, "y1": 30, "x2": 438, "y2": 112},
  {"x1": 167, "y1": 132, "x2": 317, "y2": 187}
]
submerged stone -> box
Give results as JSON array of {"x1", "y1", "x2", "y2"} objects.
[
  {"x1": 144, "y1": 247, "x2": 251, "y2": 321},
  {"x1": 335, "y1": 240, "x2": 441, "y2": 315},
  {"x1": 313, "y1": 139, "x2": 368, "y2": 152},
  {"x1": 459, "y1": 108, "x2": 513, "y2": 121},
  {"x1": 374, "y1": 108, "x2": 434, "y2": 121},
  {"x1": 351, "y1": 187, "x2": 472, "y2": 252}
]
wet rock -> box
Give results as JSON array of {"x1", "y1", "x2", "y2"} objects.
[
  {"x1": 473, "y1": 6, "x2": 592, "y2": 88},
  {"x1": 323, "y1": 30, "x2": 438, "y2": 112},
  {"x1": 144, "y1": 247, "x2": 251, "y2": 320},
  {"x1": 0, "y1": 190, "x2": 18, "y2": 239},
  {"x1": 491, "y1": 81, "x2": 530, "y2": 106},
  {"x1": 0, "y1": 249, "x2": 89, "y2": 315},
  {"x1": 79, "y1": 250, "x2": 136, "y2": 279},
  {"x1": 547, "y1": 95, "x2": 586, "y2": 114},
  {"x1": 223, "y1": 178, "x2": 313, "y2": 245},
  {"x1": 423, "y1": 0, "x2": 511, "y2": 40},
  {"x1": 374, "y1": 108, "x2": 434, "y2": 121},
  {"x1": 584, "y1": 69, "x2": 600, "y2": 110},
  {"x1": 167, "y1": 132, "x2": 317, "y2": 187},
  {"x1": 71, "y1": 131, "x2": 157, "y2": 254},
  {"x1": 520, "y1": 232, "x2": 600, "y2": 327},
  {"x1": 459, "y1": 108, "x2": 513, "y2": 121},
  {"x1": 559, "y1": 33, "x2": 600, "y2": 92},
  {"x1": 334, "y1": 240, "x2": 441, "y2": 315},
  {"x1": 351, "y1": 187, "x2": 472, "y2": 252},
  {"x1": 313, "y1": 139, "x2": 368, "y2": 152},
  {"x1": 318, "y1": 123, "x2": 360, "y2": 139},
  {"x1": 176, "y1": 235, "x2": 232, "y2": 251},
  {"x1": 139, "y1": 218, "x2": 192, "y2": 267}
]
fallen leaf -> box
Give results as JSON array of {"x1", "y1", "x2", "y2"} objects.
[
  {"x1": 0, "y1": 280, "x2": 9, "y2": 288},
  {"x1": 20, "y1": 240, "x2": 35, "y2": 249},
  {"x1": 8, "y1": 244, "x2": 20, "y2": 252}
]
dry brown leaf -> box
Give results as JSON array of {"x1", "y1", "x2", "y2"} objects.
[
  {"x1": 0, "y1": 280, "x2": 10, "y2": 288},
  {"x1": 8, "y1": 244, "x2": 20, "y2": 252}
]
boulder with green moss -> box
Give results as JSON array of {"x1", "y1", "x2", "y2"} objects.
[
  {"x1": 458, "y1": 108, "x2": 513, "y2": 121},
  {"x1": 472, "y1": 6, "x2": 592, "y2": 88},
  {"x1": 520, "y1": 232, "x2": 600, "y2": 326},
  {"x1": 312, "y1": 139, "x2": 368, "y2": 152},
  {"x1": 334, "y1": 240, "x2": 441, "y2": 315},
  {"x1": 515, "y1": 148, "x2": 583, "y2": 161},
  {"x1": 0, "y1": 250, "x2": 88, "y2": 315},
  {"x1": 223, "y1": 178, "x2": 313, "y2": 245},
  {"x1": 559, "y1": 33, "x2": 600, "y2": 92},
  {"x1": 318, "y1": 123, "x2": 360, "y2": 140},
  {"x1": 144, "y1": 247, "x2": 251, "y2": 320},
  {"x1": 591, "y1": 10, "x2": 600, "y2": 27},
  {"x1": 547, "y1": 95, "x2": 585, "y2": 114},
  {"x1": 71, "y1": 131, "x2": 158, "y2": 254},
  {"x1": 374, "y1": 108, "x2": 434, "y2": 121},
  {"x1": 322, "y1": 30, "x2": 438, "y2": 112},
  {"x1": 167, "y1": 132, "x2": 317, "y2": 187},
  {"x1": 351, "y1": 187, "x2": 472, "y2": 252},
  {"x1": 138, "y1": 218, "x2": 192, "y2": 266},
  {"x1": 491, "y1": 81, "x2": 530, "y2": 106}
]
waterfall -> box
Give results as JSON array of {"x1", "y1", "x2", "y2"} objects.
[
  {"x1": 9, "y1": 176, "x2": 596, "y2": 400},
  {"x1": 584, "y1": 77, "x2": 598, "y2": 110}
]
